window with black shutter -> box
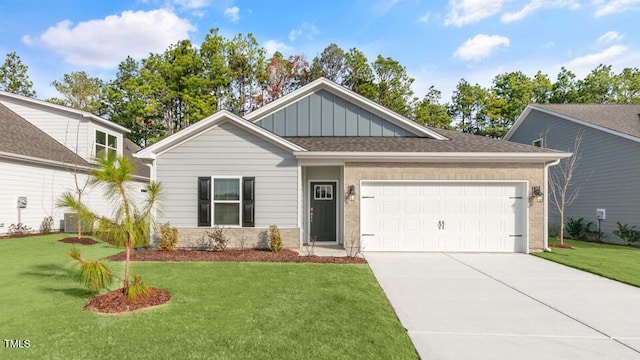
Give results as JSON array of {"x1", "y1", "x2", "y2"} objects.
[
  {"x1": 242, "y1": 177, "x2": 255, "y2": 227},
  {"x1": 197, "y1": 177, "x2": 211, "y2": 226}
]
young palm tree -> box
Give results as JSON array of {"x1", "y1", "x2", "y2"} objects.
[{"x1": 58, "y1": 155, "x2": 161, "y2": 294}]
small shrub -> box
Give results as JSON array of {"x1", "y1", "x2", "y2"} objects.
[
  {"x1": 68, "y1": 247, "x2": 113, "y2": 291},
  {"x1": 40, "y1": 216, "x2": 54, "y2": 234},
  {"x1": 203, "y1": 226, "x2": 229, "y2": 251},
  {"x1": 565, "y1": 218, "x2": 592, "y2": 240},
  {"x1": 613, "y1": 222, "x2": 640, "y2": 244},
  {"x1": 345, "y1": 231, "x2": 362, "y2": 258},
  {"x1": 158, "y1": 223, "x2": 178, "y2": 251},
  {"x1": 127, "y1": 274, "x2": 150, "y2": 302},
  {"x1": 269, "y1": 225, "x2": 283, "y2": 252},
  {"x1": 8, "y1": 223, "x2": 32, "y2": 237}
]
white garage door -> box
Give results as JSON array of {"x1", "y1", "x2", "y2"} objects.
[{"x1": 360, "y1": 182, "x2": 526, "y2": 252}]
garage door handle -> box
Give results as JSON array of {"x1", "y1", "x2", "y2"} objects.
[
  {"x1": 362, "y1": 234, "x2": 375, "y2": 236},
  {"x1": 362, "y1": 196, "x2": 375, "y2": 199}
]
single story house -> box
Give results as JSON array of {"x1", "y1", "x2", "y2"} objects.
[
  {"x1": 504, "y1": 104, "x2": 640, "y2": 242},
  {"x1": 0, "y1": 91, "x2": 149, "y2": 235},
  {"x1": 135, "y1": 78, "x2": 570, "y2": 253}
]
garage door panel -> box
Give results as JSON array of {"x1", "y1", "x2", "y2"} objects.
[{"x1": 361, "y1": 182, "x2": 526, "y2": 253}]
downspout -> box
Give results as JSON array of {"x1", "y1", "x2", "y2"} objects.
[
  {"x1": 543, "y1": 159, "x2": 561, "y2": 251},
  {"x1": 144, "y1": 160, "x2": 156, "y2": 246}
]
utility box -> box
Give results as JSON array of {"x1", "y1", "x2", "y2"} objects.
[
  {"x1": 63, "y1": 213, "x2": 93, "y2": 234},
  {"x1": 17, "y1": 196, "x2": 27, "y2": 208},
  {"x1": 596, "y1": 208, "x2": 606, "y2": 220}
]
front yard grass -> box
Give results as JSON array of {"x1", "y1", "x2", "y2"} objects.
[
  {"x1": 0, "y1": 234, "x2": 417, "y2": 359},
  {"x1": 533, "y1": 238, "x2": 640, "y2": 288}
]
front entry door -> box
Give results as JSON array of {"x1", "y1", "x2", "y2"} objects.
[{"x1": 310, "y1": 181, "x2": 337, "y2": 242}]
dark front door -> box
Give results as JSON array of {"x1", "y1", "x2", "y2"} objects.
[{"x1": 310, "y1": 181, "x2": 337, "y2": 242}]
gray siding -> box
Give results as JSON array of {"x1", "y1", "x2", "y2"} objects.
[
  {"x1": 509, "y1": 110, "x2": 640, "y2": 242},
  {"x1": 156, "y1": 122, "x2": 299, "y2": 228},
  {"x1": 256, "y1": 90, "x2": 415, "y2": 137}
]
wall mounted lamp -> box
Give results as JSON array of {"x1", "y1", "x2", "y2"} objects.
[
  {"x1": 347, "y1": 185, "x2": 357, "y2": 202},
  {"x1": 532, "y1": 186, "x2": 543, "y2": 197}
]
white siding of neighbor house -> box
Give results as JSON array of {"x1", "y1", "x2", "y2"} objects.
[
  {"x1": 0, "y1": 99, "x2": 124, "y2": 162},
  {"x1": 155, "y1": 121, "x2": 299, "y2": 228},
  {"x1": 0, "y1": 158, "x2": 147, "y2": 235},
  {"x1": 509, "y1": 109, "x2": 640, "y2": 242}
]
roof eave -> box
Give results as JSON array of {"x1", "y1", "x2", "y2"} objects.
[{"x1": 292, "y1": 151, "x2": 572, "y2": 163}]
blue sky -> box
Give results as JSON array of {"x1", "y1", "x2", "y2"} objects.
[{"x1": 1, "y1": 0, "x2": 639, "y2": 102}]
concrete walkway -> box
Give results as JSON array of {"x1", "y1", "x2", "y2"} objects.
[{"x1": 365, "y1": 252, "x2": 640, "y2": 360}]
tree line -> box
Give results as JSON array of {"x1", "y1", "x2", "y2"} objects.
[{"x1": 2, "y1": 27, "x2": 640, "y2": 145}]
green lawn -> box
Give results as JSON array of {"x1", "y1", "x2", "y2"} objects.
[
  {"x1": 0, "y1": 234, "x2": 417, "y2": 359},
  {"x1": 534, "y1": 238, "x2": 640, "y2": 288}
]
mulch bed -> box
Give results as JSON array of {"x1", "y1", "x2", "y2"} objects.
[
  {"x1": 59, "y1": 237, "x2": 98, "y2": 245},
  {"x1": 107, "y1": 249, "x2": 367, "y2": 264},
  {"x1": 84, "y1": 288, "x2": 171, "y2": 314}
]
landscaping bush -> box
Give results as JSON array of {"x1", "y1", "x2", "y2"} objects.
[
  {"x1": 40, "y1": 216, "x2": 54, "y2": 234},
  {"x1": 8, "y1": 223, "x2": 32, "y2": 237},
  {"x1": 269, "y1": 225, "x2": 283, "y2": 252},
  {"x1": 158, "y1": 223, "x2": 178, "y2": 251},
  {"x1": 565, "y1": 218, "x2": 592, "y2": 240},
  {"x1": 613, "y1": 222, "x2": 640, "y2": 244},
  {"x1": 203, "y1": 226, "x2": 229, "y2": 251},
  {"x1": 127, "y1": 274, "x2": 150, "y2": 301}
]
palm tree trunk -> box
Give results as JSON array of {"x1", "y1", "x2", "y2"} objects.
[{"x1": 124, "y1": 238, "x2": 131, "y2": 293}]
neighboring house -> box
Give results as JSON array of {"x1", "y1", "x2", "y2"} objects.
[
  {"x1": 504, "y1": 104, "x2": 640, "y2": 242},
  {"x1": 135, "y1": 78, "x2": 569, "y2": 253},
  {"x1": 0, "y1": 91, "x2": 149, "y2": 235}
]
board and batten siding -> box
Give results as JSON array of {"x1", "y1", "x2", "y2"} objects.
[
  {"x1": 255, "y1": 89, "x2": 415, "y2": 137},
  {"x1": 509, "y1": 109, "x2": 640, "y2": 241},
  {"x1": 156, "y1": 122, "x2": 299, "y2": 228},
  {"x1": 0, "y1": 99, "x2": 124, "y2": 162},
  {"x1": 0, "y1": 158, "x2": 146, "y2": 235}
]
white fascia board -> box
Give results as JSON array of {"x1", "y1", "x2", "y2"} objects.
[
  {"x1": 293, "y1": 151, "x2": 572, "y2": 163},
  {"x1": 505, "y1": 105, "x2": 640, "y2": 144},
  {"x1": 503, "y1": 106, "x2": 532, "y2": 140},
  {"x1": 134, "y1": 110, "x2": 305, "y2": 159},
  {"x1": 243, "y1": 78, "x2": 449, "y2": 141},
  {"x1": 0, "y1": 91, "x2": 131, "y2": 133}
]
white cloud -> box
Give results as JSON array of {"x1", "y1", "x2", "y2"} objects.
[
  {"x1": 375, "y1": 0, "x2": 402, "y2": 15},
  {"x1": 501, "y1": 0, "x2": 580, "y2": 22},
  {"x1": 21, "y1": 35, "x2": 34, "y2": 46},
  {"x1": 264, "y1": 40, "x2": 292, "y2": 56},
  {"x1": 453, "y1": 34, "x2": 510, "y2": 61},
  {"x1": 594, "y1": 0, "x2": 640, "y2": 17},
  {"x1": 287, "y1": 23, "x2": 319, "y2": 42},
  {"x1": 445, "y1": 0, "x2": 505, "y2": 26},
  {"x1": 501, "y1": 0, "x2": 544, "y2": 22},
  {"x1": 418, "y1": 12, "x2": 431, "y2": 22},
  {"x1": 36, "y1": 9, "x2": 195, "y2": 68},
  {"x1": 566, "y1": 45, "x2": 629, "y2": 68},
  {"x1": 172, "y1": 0, "x2": 211, "y2": 9},
  {"x1": 597, "y1": 31, "x2": 623, "y2": 44},
  {"x1": 224, "y1": 6, "x2": 240, "y2": 22}
]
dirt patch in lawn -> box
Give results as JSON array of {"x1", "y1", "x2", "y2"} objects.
[
  {"x1": 84, "y1": 288, "x2": 171, "y2": 314},
  {"x1": 550, "y1": 243, "x2": 574, "y2": 249},
  {"x1": 59, "y1": 237, "x2": 98, "y2": 245},
  {"x1": 107, "y1": 249, "x2": 367, "y2": 264}
]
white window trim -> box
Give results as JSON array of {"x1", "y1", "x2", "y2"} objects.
[
  {"x1": 212, "y1": 176, "x2": 242, "y2": 227},
  {"x1": 94, "y1": 128, "x2": 119, "y2": 158},
  {"x1": 532, "y1": 138, "x2": 544, "y2": 148}
]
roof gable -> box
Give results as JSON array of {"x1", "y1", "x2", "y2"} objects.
[
  {"x1": 0, "y1": 102, "x2": 89, "y2": 166},
  {"x1": 134, "y1": 110, "x2": 305, "y2": 159},
  {"x1": 505, "y1": 104, "x2": 640, "y2": 143},
  {"x1": 245, "y1": 78, "x2": 448, "y2": 140}
]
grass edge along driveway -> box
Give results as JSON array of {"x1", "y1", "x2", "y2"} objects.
[
  {"x1": 0, "y1": 234, "x2": 417, "y2": 360},
  {"x1": 534, "y1": 238, "x2": 640, "y2": 288}
]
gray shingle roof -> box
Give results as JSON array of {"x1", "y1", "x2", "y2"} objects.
[
  {"x1": 532, "y1": 104, "x2": 640, "y2": 138},
  {"x1": 0, "y1": 102, "x2": 149, "y2": 178},
  {"x1": 0, "y1": 102, "x2": 90, "y2": 165},
  {"x1": 285, "y1": 129, "x2": 561, "y2": 153}
]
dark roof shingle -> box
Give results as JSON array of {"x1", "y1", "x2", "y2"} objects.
[
  {"x1": 285, "y1": 130, "x2": 561, "y2": 153},
  {"x1": 532, "y1": 104, "x2": 640, "y2": 138}
]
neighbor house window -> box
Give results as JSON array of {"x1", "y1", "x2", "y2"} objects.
[
  {"x1": 532, "y1": 138, "x2": 544, "y2": 148},
  {"x1": 198, "y1": 176, "x2": 255, "y2": 227},
  {"x1": 96, "y1": 130, "x2": 117, "y2": 157}
]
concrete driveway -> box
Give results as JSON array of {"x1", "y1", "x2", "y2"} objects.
[{"x1": 366, "y1": 252, "x2": 640, "y2": 360}]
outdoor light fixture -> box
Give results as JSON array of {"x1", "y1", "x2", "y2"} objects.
[
  {"x1": 532, "y1": 186, "x2": 543, "y2": 197},
  {"x1": 347, "y1": 185, "x2": 356, "y2": 201}
]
